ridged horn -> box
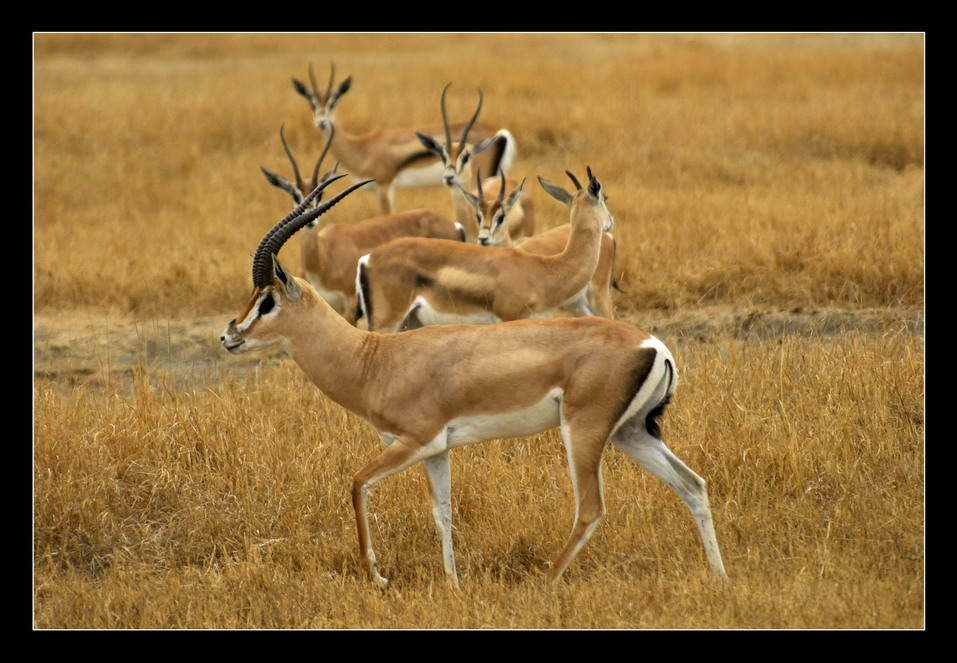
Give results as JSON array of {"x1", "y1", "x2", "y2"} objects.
[{"x1": 251, "y1": 176, "x2": 374, "y2": 288}]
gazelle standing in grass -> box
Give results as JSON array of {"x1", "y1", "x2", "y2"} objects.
[
  {"x1": 293, "y1": 63, "x2": 516, "y2": 215},
  {"x1": 356, "y1": 167, "x2": 612, "y2": 333},
  {"x1": 415, "y1": 83, "x2": 532, "y2": 244},
  {"x1": 260, "y1": 124, "x2": 464, "y2": 323},
  {"x1": 465, "y1": 169, "x2": 618, "y2": 318},
  {"x1": 220, "y1": 175, "x2": 728, "y2": 588}
]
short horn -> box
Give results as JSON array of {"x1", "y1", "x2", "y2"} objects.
[{"x1": 565, "y1": 170, "x2": 583, "y2": 190}]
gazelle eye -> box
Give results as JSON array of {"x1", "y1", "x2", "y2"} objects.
[{"x1": 259, "y1": 295, "x2": 275, "y2": 316}]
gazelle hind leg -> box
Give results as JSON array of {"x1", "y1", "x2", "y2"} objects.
[
  {"x1": 611, "y1": 424, "x2": 727, "y2": 579},
  {"x1": 548, "y1": 416, "x2": 609, "y2": 584},
  {"x1": 420, "y1": 450, "x2": 459, "y2": 588}
]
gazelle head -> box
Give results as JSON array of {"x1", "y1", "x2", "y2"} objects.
[
  {"x1": 221, "y1": 175, "x2": 373, "y2": 355},
  {"x1": 292, "y1": 62, "x2": 352, "y2": 132},
  {"x1": 456, "y1": 170, "x2": 526, "y2": 247},
  {"x1": 260, "y1": 124, "x2": 340, "y2": 227},
  {"x1": 538, "y1": 167, "x2": 615, "y2": 233},
  {"x1": 416, "y1": 83, "x2": 498, "y2": 188}
]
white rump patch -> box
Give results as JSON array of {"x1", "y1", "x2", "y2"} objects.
[{"x1": 609, "y1": 336, "x2": 677, "y2": 438}]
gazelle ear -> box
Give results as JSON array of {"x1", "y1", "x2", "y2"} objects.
[
  {"x1": 538, "y1": 176, "x2": 573, "y2": 207},
  {"x1": 454, "y1": 182, "x2": 480, "y2": 210},
  {"x1": 273, "y1": 255, "x2": 301, "y2": 302},
  {"x1": 506, "y1": 177, "x2": 526, "y2": 210},
  {"x1": 471, "y1": 135, "x2": 499, "y2": 156},
  {"x1": 261, "y1": 166, "x2": 298, "y2": 196},
  {"x1": 319, "y1": 160, "x2": 341, "y2": 186},
  {"x1": 417, "y1": 131, "x2": 445, "y2": 155},
  {"x1": 334, "y1": 76, "x2": 352, "y2": 101},
  {"x1": 292, "y1": 78, "x2": 314, "y2": 104}
]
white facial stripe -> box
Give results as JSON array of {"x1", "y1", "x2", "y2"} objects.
[{"x1": 236, "y1": 289, "x2": 280, "y2": 332}]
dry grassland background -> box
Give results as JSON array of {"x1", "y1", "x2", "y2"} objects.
[{"x1": 33, "y1": 33, "x2": 924, "y2": 629}]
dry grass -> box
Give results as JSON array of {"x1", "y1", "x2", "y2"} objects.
[{"x1": 33, "y1": 33, "x2": 924, "y2": 629}]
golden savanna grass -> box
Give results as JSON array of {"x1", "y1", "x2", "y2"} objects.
[{"x1": 34, "y1": 33, "x2": 923, "y2": 629}]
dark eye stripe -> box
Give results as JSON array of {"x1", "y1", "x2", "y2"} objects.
[{"x1": 259, "y1": 295, "x2": 275, "y2": 316}]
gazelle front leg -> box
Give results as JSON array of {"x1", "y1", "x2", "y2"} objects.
[
  {"x1": 375, "y1": 182, "x2": 396, "y2": 215},
  {"x1": 351, "y1": 432, "x2": 448, "y2": 588},
  {"x1": 420, "y1": 450, "x2": 460, "y2": 589}
]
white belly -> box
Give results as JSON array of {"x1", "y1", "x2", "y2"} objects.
[
  {"x1": 410, "y1": 296, "x2": 501, "y2": 327},
  {"x1": 392, "y1": 160, "x2": 446, "y2": 189},
  {"x1": 446, "y1": 387, "x2": 563, "y2": 447}
]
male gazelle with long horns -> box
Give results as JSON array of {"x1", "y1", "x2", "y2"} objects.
[
  {"x1": 293, "y1": 63, "x2": 515, "y2": 215},
  {"x1": 415, "y1": 83, "x2": 533, "y2": 244},
  {"x1": 465, "y1": 169, "x2": 618, "y2": 318},
  {"x1": 356, "y1": 167, "x2": 611, "y2": 333},
  {"x1": 260, "y1": 124, "x2": 464, "y2": 323},
  {"x1": 221, "y1": 175, "x2": 728, "y2": 588}
]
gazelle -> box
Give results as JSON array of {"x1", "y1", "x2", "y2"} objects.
[
  {"x1": 356, "y1": 167, "x2": 611, "y2": 333},
  {"x1": 293, "y1": 63, "x2": 516, "y2": 215},
  {"x1": 220, "y1": 175, "x2": 728, "y2": 588},
  {"x1": 468, "y1": 170, "x2": 618, "y2": 318},
  {"x1": 260, "y1": 124, "x2": 465, "y2": 323},
  {"x1": 414, "y1": 84, "x2": 533, "y2": 244}
]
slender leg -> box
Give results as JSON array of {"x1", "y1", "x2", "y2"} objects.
[
  {"x1": 420, "y1": 450, "x2": 459, "y2": 588},
  {"x1": 352, "y1": 435, "x2": 443, "y2": 587},
  {"x1": 547, "y1": 416, "x2": 609, "y2": 584},
  {"x1": 612, "y1": 430, "x2": 728, "y2": 579},
  {"x1": 378, "y1": 183, "x2": 396, "y2": 215}
]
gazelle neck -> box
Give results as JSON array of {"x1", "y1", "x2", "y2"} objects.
[
  {"x1": 281, "y1": 280, "x2": 373, "y2": 414},
  {"x1": 450, "y1": 184, "x2": 480, "y2": 243},
  {"x1": 542, "y1": 199, "x2": 605, "y2": 297}
]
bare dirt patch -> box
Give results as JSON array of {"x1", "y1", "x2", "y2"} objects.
[{"x1": 33, "y1": 305, "x2": 924, "y2": 393}]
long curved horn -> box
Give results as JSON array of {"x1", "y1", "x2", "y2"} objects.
[
  {"x1": 253, "y1": 180, "x2": 332, "y2": 287},
  {"x1": 252, "y1": 176, "x2": 374, "y2": 288},
  {"x1": 308, "y1": 62, "x2": 320, "y2": 100},
  {"x1": 279, "y1": 123, "x2": 303, "y2": 190},
  {"x1": 311, "y1": 124, "x2": 335, "y2": 187},
  {"x1": 565, "y1": 170, "x2": 583, "y2": 191},
  {"x1": 497, "y1": 169, "x2": 506, "y2": 203},
  {"x1": 327, "y1": 62, "x2": 336, "y2": 100},
  {"x1": 460, "y1": 89, "x2": 483, "y2": 146},
  {"x1": 475, "y1": 168, "x2": 484, "y2": 206},
  {"x1": 440, "y1": 83, "x2": 453, "y2": 148}
]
